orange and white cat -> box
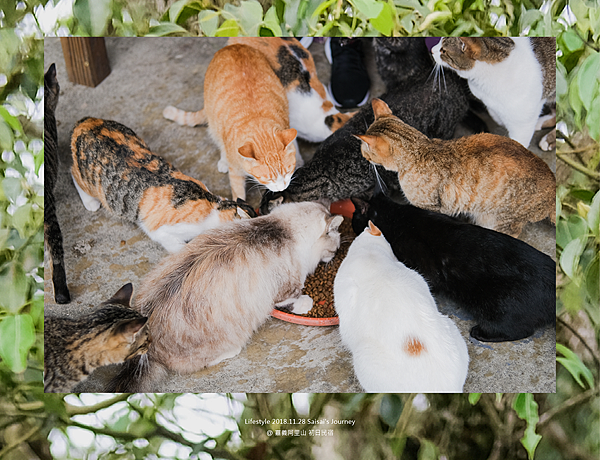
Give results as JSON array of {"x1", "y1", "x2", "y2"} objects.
[
  {"x1": 71, "y1": 117, "x2": 255, "y2": 253},
  {"x1": 165, "y1": 44, "x2": 300, "y2": 201},
  {"x1": 164, "y1": 38, "x2": 354, "y2": 144}
]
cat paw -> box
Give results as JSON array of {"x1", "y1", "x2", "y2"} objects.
[
  {"x1": 538, "y1": 129, "x2": 556, "y2": 151},
  {"x1": 289, "y1": 295, "x2": 313, "y2": 315},
  {"x1": 217, "y1": 158, "x2": 229, "y2": 174},
  {"x1": 163, "y1": 106, "x2": 180, "y2": 123}
]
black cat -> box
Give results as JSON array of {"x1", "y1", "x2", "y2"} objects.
[
  {"x1": 260, "y1": 38, "x2": 472, "y2": 214},
  {"x1": 351, "y1": 194, "x2": 555, "y2": 342},
  {"x1": 44, "y1": 64, "x2": 70, "y2": 303}
]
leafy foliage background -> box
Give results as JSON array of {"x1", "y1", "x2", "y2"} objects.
[{"x1": 0, "y1": 0, "x2": 598, "y2": 459}]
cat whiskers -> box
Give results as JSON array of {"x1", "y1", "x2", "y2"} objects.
[
  {"x1": 428, "y1": 63, "x2": 447, "y2": 93},
  {"x1": 370, "y1": 162, "x2": 388, "y2": 195}
]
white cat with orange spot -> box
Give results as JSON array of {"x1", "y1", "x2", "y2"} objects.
[{"x1": 334, "y1": 221, "x2": 469, "y2": 392}]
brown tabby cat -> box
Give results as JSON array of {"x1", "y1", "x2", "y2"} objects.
[
  {"x1": 164, "y1": 43, "x2": 299, "y2": 201},
  {"x1": 44, "y1": 284, "x2": 149, "y2": 393},
  {"x1": 71, "y1": 117, "x2": 256, "y2": 253},
  {"x1": 357, "y1": 99, "x2": 556, "y2": 237},
  {"x1": 164, "y1": 38, "x2": 354, "y2": 143}
]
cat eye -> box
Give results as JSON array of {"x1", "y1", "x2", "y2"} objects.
[{"x1": 460, "y1": 39, "x2": 466, "y2": 52}]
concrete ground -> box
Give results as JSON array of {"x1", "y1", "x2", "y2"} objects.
[{"x1": 44, "y1": 37, "x2": 556, "y2": 393}]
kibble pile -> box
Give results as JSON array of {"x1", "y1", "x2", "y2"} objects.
[{"x1": 299, "y1": 217, "x2": 356, "y2": 318}]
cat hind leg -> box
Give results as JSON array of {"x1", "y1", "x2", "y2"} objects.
[{"x1": 72, "y1": 174, "x2": 102, "y2": 211}]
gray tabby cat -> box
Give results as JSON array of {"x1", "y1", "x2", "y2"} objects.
[
  {"x1": 44, "y1": 63, "x2": 70, "y2": 303},
  {"x1": 44, "y1": 283, "x2": 149, "y2": 393}
]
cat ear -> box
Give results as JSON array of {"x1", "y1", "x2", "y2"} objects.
[
  {"x1": 371, "y1": 98, "x2": 393, "y2": 119},
  {"x1": 238, "y1": 142, "x2": 257, "y2": 160},
  {"x1": 367, "y1": 220, "x2": 382, "y2": 236},
  {"x1": 114, "y1": 317, "x2": 148, "y2": 339},
  {"x1": 237, "y1": 207, "x2": 251, "y2": 219},
  {"x1": 351, "y1": 197, "x2": 369, "y2": 216},
  {"x1": 278, "y1": 128, "x2": 298, "y2": 147},
  {"x1": 106, "y1": 283, "x2": 134, "y2": 307},
  {"x1": 354, "y1": 134, "x2": 378, "y2": 151},
  {"x1": 327, "y1": 214, "x2": 344, "y2": 232}
]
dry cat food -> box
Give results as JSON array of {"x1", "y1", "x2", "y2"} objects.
[{"x1": 299, "y1": 217, "x2": 356, "y2": 318}]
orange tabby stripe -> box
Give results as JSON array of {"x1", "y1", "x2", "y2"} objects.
[{"x1": 404, "y1": 336, "x2": 426, "y2": 356}]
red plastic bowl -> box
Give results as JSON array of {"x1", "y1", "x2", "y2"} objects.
[
  {"x1": 330, "y1": 199, "x2": 355, "y2": 218},
  {"x1": 271, "y1": 309, "x2": 339, "y2": 326}
]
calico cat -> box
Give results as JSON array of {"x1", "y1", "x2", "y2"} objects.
[
  {"x1": 357, "y1": 98, "x2": 556, "y2": 237},
  {"x1": 165, "y1": 38, "x2": 355, "y2": 143},
  {"x1": 44, "y1": 64, "x2": 70, "y2": 304},
  {"x1": 44, "y1": 283, "x2": 149, "y2": 392},
  {"x1": 165, "y1": 44, "x2": 300, "y2": 201},
  {"x1": 351, "y1": 194, "x2": 556, "y2": 342},
  {"x1": 432, "y1": 37, "x2": 556, "y2": 150},
  {"x1": 334, "y1": 221, "x2": 469, "y2": 392},
  {"x1": 71, "y1": 117, "x2": 256, "y2": 253},
  {"x1": 260, "y1": 37, "x2": 472, "y2": 214},
  {"x1": 109, "y1": 202, "x2": 343, "y2": 392}
]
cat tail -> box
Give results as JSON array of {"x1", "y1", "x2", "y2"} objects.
[
  {"x1": 107, "y1": 354, "x2": 168, "y2": 392},
  {"x1": 163, "y1": 105, "x2": 207, "y2": 127}
]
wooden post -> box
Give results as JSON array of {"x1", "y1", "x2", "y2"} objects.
[{"x1": 60, "y1": 38, "x2": 111, "y2": 88}]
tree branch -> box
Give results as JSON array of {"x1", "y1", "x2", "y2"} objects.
[
  {"x1": 557, "y1": 315, "x2": 600, "y2": 367},
  {"x1": 0, "y1": 424, "x2": 40, "y2": 459},
  {"x1": 538, "y1": 386, "x2": 600, "y2": 428},
  {"x1": 557, "y1": 152, "x2": 600, "y2": 180},
  {"x1": 65, "y1": 393, "x2": 131, "y2": 416}
]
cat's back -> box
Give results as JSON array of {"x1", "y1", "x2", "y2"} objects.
[
  {"x1": 204, "y1": 44, "x2": 289, "y2": 130},
  {"x1": 335, "y1": 232, "x2": 468, "y2": 392}
]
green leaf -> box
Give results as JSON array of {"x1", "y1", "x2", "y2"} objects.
[
  {"x1": 379, "y1": 394, "x2": 403, "y2": 427},
  {"x1": 512, "y1": 394, "x2": 542, "y2": 460},
  {"x1": 556, "y1": 343, "x2": 595, "y2": 388},
  {"x1": 0, "y1": 120, "x2": 14, "y2": 151},
  {"x1": 588, "y1": 190, "x2": 600, "y2": 237},
  {"x1": 468, "y1": 393, "x2": 482, "y2": 405},
  {"x1": 224, "y1": 1, "x2": 263, "y2": 36},
  {"x1": 585, "y1": 255, "x2": 599, "y2": 306},
  {"x1": 146, "y1": 22, "x2": 190, "y2": 36},
  {"x1": 0, "y1": 106, "x2": 23, "y2": 133},
  {"x1": 198, "y1": 10, "x2": 220, "y2": 37},
  {"x1": 12, "y1": 202, "x2": 32, "y2": 237},
  {"x1": 351, "y1": 0, "x2": 384, "y2": 19},
  {"x1": 371, "y1": 1, "x2": 395, "y2": 36},
  {"x1": 418, "y1": 439, "x2": 438, "y2": 460},
  {"x1": 263, "y1": 5, "x2": 283, "y2": 36},
  {"x1": 215, "y1": 19, "x2": 240, "y2": 36},
  {"x1": 418, "y1": 10, "x2": 453, "y2": 31},
  {"x1": 73, "y1": 0, "x2": 113, "y2": 36},
  {"x1": 585, "y1": 93, "x2": 600, "y2": 141},
  {"x1": 0, "y1": 314, "x2": 35, "y2": 373},
  {"x1": 577, "y1": 51, "x2": 600, "y2": 112},
  {"x1": 561, "y1": 28, "x2": 585, "y2": 53},
  {"x1": 0, "y1": 261, "x2": 30, "y2": 314},
  {"x1": 559, "y1": 235, "x2": 587, "y2": 279}
]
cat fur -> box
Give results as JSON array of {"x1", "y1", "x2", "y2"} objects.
[
  {"x1": 357, "y1": 98, "x2": 556, "y2": 237},
  {"x1": 260, "y1": 38, "x2": 472, "y2": 214},
  {"x1": 432, "y1": 37, "x2": 556, "y2": 150},
  {"x1": 164, "y1": 43, "x2": 300, "y2": 200},
  {"x1": 108, "y1": 202, "x2": 343, "y2": 392},
  {"x1": 70, "y1": 117, "x2": 256, "y2": 253},
  {"x1": 334, "y1": 221, "x2": 469, "y2": 392},
  {"x1": 44, "y1": 64, "x2": 70, "y2": 303},
  {"x1": 351, "y1": 194, "x2": 556, "y2": 342},
  {"x1": 44, "y1": 283, "x2": 149, "y2": 392}
]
